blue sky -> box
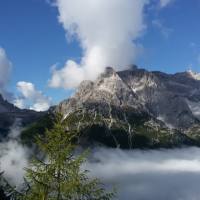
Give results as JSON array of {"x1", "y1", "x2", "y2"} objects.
[
  {"x1": 140, "y1": 0, "x2": 200, "y2": 73},
  {"x1": 0, "y1": 0, "x2": 200, "y2": 108},
  {"x1": 0, "y1": 0, "x2": 77, "y2": 103}
]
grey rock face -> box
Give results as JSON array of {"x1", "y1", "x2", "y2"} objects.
[
  {"x1": 58, "y1": 66, "x2": 200, "y2": 130},
  {"x1": 118, "y1": 68, "x2": 200, "y2": 130},
  {"x1": 57, "y1": 67, "x2": 146, "y2": 119},
  {"x1": 55, "y1": 66, "x2": 200, "y2": 148}
]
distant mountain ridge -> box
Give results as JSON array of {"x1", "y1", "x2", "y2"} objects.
[
  {"x1": 3, "y1": 66, "x2": 200, "y2": 148},
  {"x1": 118, "y1": 67, "x2": 200, "y2": 130},
  {"x1": 0, "y1": 94, "x2": 45, "y2": 138},
  {"x1": 54, "y1": 66, "x2": 200, "y2": 148}
]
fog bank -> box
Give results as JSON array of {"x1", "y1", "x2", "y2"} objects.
[
  {"x1": 86, "y1": 147, "x2": 200, "y2": 200},
  {"x1": 0, "y1": 119, "x2": 29, "y2": 186},
  {"x1": 2, "y1": 129, "x2": 200, "y2": 200}
]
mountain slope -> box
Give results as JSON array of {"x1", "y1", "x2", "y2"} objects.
[
  {"x1": 54, "y1": 66, "x2": 200, "y2": 148},
  {"x1": 0, "y1": 94, "x2": 45, "y2": 139},
  {"x1": 118, "y1": 68, "x2": 200, "y2": 129}
]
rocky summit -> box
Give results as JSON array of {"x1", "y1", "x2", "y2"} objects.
[{"x1": 54, "y1": 66, "x2": 200, "y2": 149}]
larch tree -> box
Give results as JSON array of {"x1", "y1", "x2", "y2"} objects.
[{"x1": 23, "y1": 114, "x2": 115, "y2": 200}]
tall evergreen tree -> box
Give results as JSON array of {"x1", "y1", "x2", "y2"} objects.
[{"x1": 23, "y1": 114, "x2": 115, "y2": 200}]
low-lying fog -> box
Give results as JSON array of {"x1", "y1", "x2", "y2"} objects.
[
  {"x1": 86, "y1": 147, "x2": 200, "y2": 200},
  {"x1": 1, "y1": 125, "x2": 200, "y2": 200}
]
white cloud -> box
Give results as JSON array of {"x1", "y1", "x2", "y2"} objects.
[
  {"x1": 49, "y1": 0, "x2": 148, "y2": 89},
  {"x1": 14, "y1": 98, "x2": 26, "y2": 109},
  {"x1": 159, "y1": 0, "x2": 173, "y2": 8},
  {"x1": 0, "y1": 48, "x2": 51, "y2": 109},
  {"x1": 0, "y1": 120, "x2": 29, "y2": 187},
  {"x1": 0, "y1": 47, "x2": 12, "y2": 99},
  {"x1": 14, "y1": 81, "x2": 51, "y2": 111}
]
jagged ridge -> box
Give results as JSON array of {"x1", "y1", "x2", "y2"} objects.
[{"x1": 55, "y1": 66, "x2": 200, "y2": 148}]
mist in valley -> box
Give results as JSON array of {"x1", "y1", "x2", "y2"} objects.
[
  {"x1": 0, "y1": 120, "x2": 30, "y2": 187},
  {"x1": 1, "y1": 125, "x2": 200, "y2": 200},
  {"x1": 86, "y1": 147, "x2": 200, "y2": 200}
]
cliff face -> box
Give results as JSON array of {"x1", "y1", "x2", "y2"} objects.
[
  {"x1": 118, "y1": 68, "x2": 200, "y2": 130},
  {"x1": 55, "y1": 66, "x2": 200, "y2": 148}
]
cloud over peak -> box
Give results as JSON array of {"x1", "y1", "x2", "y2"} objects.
[{"x1": 49, "y1": 0, "x2": 148, "y2": 89}]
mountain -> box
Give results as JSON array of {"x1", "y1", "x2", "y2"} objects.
[
  {"x1": 0, "y1": 94, "x2": 45, "y2": 139},
  {"x1": 53, "y1": 66, "x2": 200, "y2": 148}
]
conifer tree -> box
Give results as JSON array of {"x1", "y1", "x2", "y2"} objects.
[{"x1": 23, "y1": 114, "x2": 115, "y2": 200}]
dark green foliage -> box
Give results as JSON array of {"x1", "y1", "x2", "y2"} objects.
[
  {"x1": 0, "y1": 188, "x2": 8, "y2": 200},
  {"x1": 23, "y1": 113, "x2": 115, "y2": 200},
  {"x1": 0, "y1": 114, "x2": 15, "y2": 140},
  {"x1": 132, "y1": 134, "x2": 151, "y2": 148},
  {"x1": 20, "y1": 113, "x2": 54, "y2": 146},
  {"x1": 84, "y1": 125, "x2": 130, "y2": 149},
  {"x1": 84, "y1": 125, "x2": 118, "y2": 148},
  {"x1": 20, "y1": 105, "x2": 199, "y2": 149}
]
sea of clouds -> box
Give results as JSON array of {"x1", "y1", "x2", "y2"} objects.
[
  {"x1": 86, "y1": 147, "x2": 200, "y2": 200},
  {"x1": 1, "y1": 124, "x2": 200, "y2": 199}
]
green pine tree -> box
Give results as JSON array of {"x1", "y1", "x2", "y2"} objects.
[{"x1": 23, "y1": 114, "x2": 115, "y2": 200}]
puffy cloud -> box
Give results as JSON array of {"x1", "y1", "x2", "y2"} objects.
[
  {"x1": 0, "y1": 47, "x2": 12, "y2": 99},
  {"x1": 14, "y1": 81, "x2": 51, "y2": 111},
  {"x1": 14, "y1": 98, "x2": 26, "y2": 110},
  {"x1": 49, "y1": 0, "x2": 148, "y2": 89},
  {"x1": 0, "y1": 48, "x2": 51, "y2": 110},
  {"x1": 0, "y1": 120, "x2": 29, "y2": 187}
]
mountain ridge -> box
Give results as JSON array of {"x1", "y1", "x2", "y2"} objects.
[
  {"x1": 58, "y1": 66, "x2": 200, "y2": 130},
  {"x1": 3, "y1": 66, "x2": 200, "y2": 149},
  {"x1": 0, "y1": 94, "x2": 46, "y2": 139},
  {"x1": 54, "y1": 66, "x2": 200, "y2": 148}
]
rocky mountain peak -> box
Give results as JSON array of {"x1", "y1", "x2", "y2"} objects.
[
  {"x1": 58, "y1": 66, "x2": 200, "y2": 131},
  {"x1": 52, "y1": 66, "x2": 200, "y2": 148},
  {"x1": 103, "y1": 66, "x2": 116, "y2": 77},
  {"x1": 125, "y1": 64, "x2": 138, "y2": 70}
]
